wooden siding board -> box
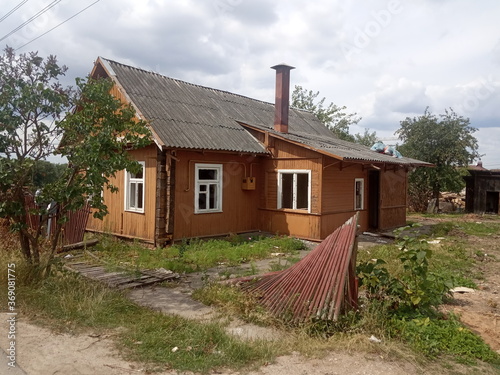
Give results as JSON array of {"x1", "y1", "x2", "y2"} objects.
[
  {"x1": 86, "y1": 145, "x2": 157, "y2": 241},
  {"x1": 379, "y1": 169, "x2": 407, "y2": 229},
  {"x1": 172, "y1": 151, "x2": 261, "y2": 239}
]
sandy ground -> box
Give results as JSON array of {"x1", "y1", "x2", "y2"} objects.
[
  {"x1": 1, "y1": 217, "x2": 499, "y2": 375},
  {"x1": 0, "y1": 317, "x2": 425, "y2": 375}
]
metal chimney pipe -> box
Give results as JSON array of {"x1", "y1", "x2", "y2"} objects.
[{"x1": 271, "y1": 63, "x2": 295, "y2": 133}]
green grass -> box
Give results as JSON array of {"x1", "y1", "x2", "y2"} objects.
[
  {"x1": 355, "y1": 217, "x2": 500, "y2": 367},
  {"x1": 389, "y1": 314, "x2": 499, "y2": 364},
  {"x1": 432, "y1": 220, "x2": 500, "y2": 237},
  {"x1": 6, "y1": 263, "x2": 279, "y2": 373},
  {"x1": 92, "y1": 234, "x2": 305, "y2": 274}
]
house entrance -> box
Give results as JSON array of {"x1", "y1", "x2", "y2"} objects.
[
  {"x1": 486, "y1": 191, "x2": 499, "y2": 214},
  {"x1": 368, "y1": 170, "x2": 380, "y2": 229}
]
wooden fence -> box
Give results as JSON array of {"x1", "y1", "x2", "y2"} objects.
[{"x1": 24, "y1": 194, "x2": 90, "y2": 247}]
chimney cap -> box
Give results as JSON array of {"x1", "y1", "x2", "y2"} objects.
[{"x1": 271, "y1": 63, "x2": 295, "y2": 70}]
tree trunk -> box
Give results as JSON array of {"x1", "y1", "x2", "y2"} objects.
[
  {"x1": 433, "y1": 187, "x2": 440, "y2": 212},
  {"x1": 18, "y1": 230, "x2": 32, "y2": 264}
]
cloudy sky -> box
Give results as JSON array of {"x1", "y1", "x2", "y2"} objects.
[{"x1": 2, "y1": 0, "x2": 500, "y2": 167}]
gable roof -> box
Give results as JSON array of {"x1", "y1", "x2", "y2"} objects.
[
  {"x1": 94, "y1": 57, "x2": 430, "y2": 167},
  {"x1": 96, "y1": 57, "x2": 331, "y2": 155}
]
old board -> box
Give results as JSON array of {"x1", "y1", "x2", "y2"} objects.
[{"x1": 64, "y1": 260, "x2": 179, "y2": 290}]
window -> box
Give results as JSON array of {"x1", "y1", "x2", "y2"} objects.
[
  {"x1": 277, "y1": 170, "x2": 311, "y2": 212},
  {"x1": 195, "y1": 164, "x2": 222, "y2": 213},
  {"x1": 355, "y1": 178, "x2": 364, "y2": 210},
  {"x1": 125, "y1": 162, "x2": 145, "y2": 213}
]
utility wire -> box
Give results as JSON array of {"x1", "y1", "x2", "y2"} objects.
[
  {"x1": 0, "y1": 0, "x2": 29, "y2": 23},
  {"x1": 15, "y1": 0, "x2": 100, "y2": 51},
  {"x1": 0, "y1": 0, "x2": 61, "y2": 43}
]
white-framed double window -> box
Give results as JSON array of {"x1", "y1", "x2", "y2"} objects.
[
  {"x1": 125, "y1": 161, "x2": 145, "y2": 213},
  {"x1": 355, "y1": 178, "x2": 364, "y2": 210},
  {"x1": 195, "y1": 163, "x2": 223, "y2": 213},
  {"x1": 277, "y1": 170, "x2": 311, "y2": 212}
]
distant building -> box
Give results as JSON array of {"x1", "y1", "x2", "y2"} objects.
[{"x1": 464, "y1": 161, "x2": 500, "y2": 214}]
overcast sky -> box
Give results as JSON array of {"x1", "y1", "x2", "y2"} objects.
[{"x1": 2, "y1": 0, "x2": 500, "y2": 168}]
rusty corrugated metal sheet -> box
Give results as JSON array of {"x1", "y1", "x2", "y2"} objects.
[{"x1": 238, "y1": 213, "x2": 359, "y2": 322}]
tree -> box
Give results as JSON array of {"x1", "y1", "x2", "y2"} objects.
[
  {"x1": 395, "y1": 108, "x2": 480, "y2": 212},
  {"x1": 32, "y1": 160, "x2": 68, "y2": 189},
  {"x1": 291, "y1": 85, "x2": 375, "y2": 143},
  {"x1": 0, "y1": 47, "x2": 150, "y2": 273},
  {"x1": 354, "y1": 128, "x2": 378, "y2": 147}
]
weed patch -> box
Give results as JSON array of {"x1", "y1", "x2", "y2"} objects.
[
  {"x1": 8, "y1": 263, "x2": 279, "y2": 373},
  {"x1": 389, "y1": 314, "x2": 500, "y2": 365},
  {"x1": 92, "y1": 234, "x2": 305, "y2": 274},
  {"x1": 356, "y1": 224, "x2": 499, "y2": 365}
]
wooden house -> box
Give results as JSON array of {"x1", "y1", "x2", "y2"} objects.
[
  {"x1": 464, "y1": 161, "x2": 500, "y2": 214},
  {"x1": 86, "y1": 58, "x2": 431, "y2": 245}
]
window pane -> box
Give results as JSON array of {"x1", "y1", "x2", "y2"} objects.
[
  {"x1": 137, "y1": 183, "x2": 143, "y2": 209},
  {"x1": 296, "y1": 173, "x2": 309, "y2": 210},
  {"x1": 198, "y1": 189, "x2": 207, "y2": 210},
  {"x1": 355, "y1": 180, "x2": 363, "y2": 209},
  {"x1": 198, "y1": 169, "x2": 217, "y2": 180},
  {"x1": 209, "y1": 184, "x2": 217, "y2": 209},
  {"x1": 281, "y1": 173, "x2": 293, "y2": 209},
  {"x1": 129, "y1": 183, "x2": 136, "y2": 208}
]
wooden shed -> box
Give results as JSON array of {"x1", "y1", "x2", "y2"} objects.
[
  {"x1": 86, "y1": 58, "x2": 431, "y2": 245},
  {"x1": 464, "y1": 161, "x2": 500, "y2": 214}
]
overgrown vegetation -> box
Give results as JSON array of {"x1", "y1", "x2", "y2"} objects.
[
  {"x1": 92, "y1": 234, "x2": 305, "y2": 274},
  {"x1": 0, "y1": 47, "x2": 150, "y2": 275},
  {"x1": 0, "y1": 249, "x2": 279, "y2": 374},
  {"x1": 198, "y1": 221, "x2": 500, "y2": 368},
  {"x1": 355, "y1": 223, "x2": 499, "y2": 365},
  {"x1": 2, "y1": 216, "x2": 499, "y2": 373}
]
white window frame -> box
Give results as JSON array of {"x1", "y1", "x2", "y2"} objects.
[
  {"x1": 354, "y1": 178, "x2": 364, "y2": 210},
  {"x1": 277, "y1": 169, "x2": 311, "y2": 213},
  {"x1": 124, "y1": 161, "x2": 145, "y2": 213},
  {"x1": 195, "y1": 163, "x2": 223, "y2": 214}
]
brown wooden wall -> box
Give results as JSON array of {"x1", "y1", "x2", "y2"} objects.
[
  {"x1": 379, "y1": 168, "x2": 407, "y2": 230},
  {"x1": 320, "y1": 158, "x2": 369, "y2": 238},
  {"x1": 172, "y1": 150, "x2": 261, "y2": 239},
  {"x1": 86, "y1": 145, "x2": 158, "y2": 241},
  {"x1": 257, "y1": 139, "x2": 323, "y2": 239}
]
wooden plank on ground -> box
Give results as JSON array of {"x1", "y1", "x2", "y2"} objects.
[{"x1": 64, "y1": 259, "x2": 179, "y2": 290}]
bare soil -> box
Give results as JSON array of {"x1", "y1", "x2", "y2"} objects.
[
  {"x1": 412, "y1": 215, "x2": 500, "y2": 353},
  {"x1": 1, "y1": 214, "x2": 499, "y2": 375}
]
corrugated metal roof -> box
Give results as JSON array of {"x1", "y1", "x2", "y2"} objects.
[
  {"x1": 246, "y1": 123, "x2": 432, "y2": 166},
  {"x1": 101, "y1": 58, "x2": 430, "y2": 166},
  {"x1": 103, "y1": 58, "x2": 331, "y2": 154}
]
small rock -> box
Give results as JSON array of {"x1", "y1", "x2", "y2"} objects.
[
  {"x1": 369, "y1": 335, "x2": 382, "y2": 343},
  {"x1": 171, "y1": 346, "x2": 179, "y2": 352},
  {"x1": 451, "y1": 287, "x2": 475, "y2": 294}
]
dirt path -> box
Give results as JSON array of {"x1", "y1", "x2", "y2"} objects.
[{"x1": 0, "y1": 316, "x2": 428, "y2": 375}]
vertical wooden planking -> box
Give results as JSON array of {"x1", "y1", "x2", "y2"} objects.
[{"x1": 172, "y1": 150, "x2": 261, "y2": 239}]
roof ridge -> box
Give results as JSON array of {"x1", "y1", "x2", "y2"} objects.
[
  {"x1": 100, "y1": 57, "x2": 317, "y2": 117},
  {"x1": 102, "y1": 57, "x2": 287, "y2": 108}
]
